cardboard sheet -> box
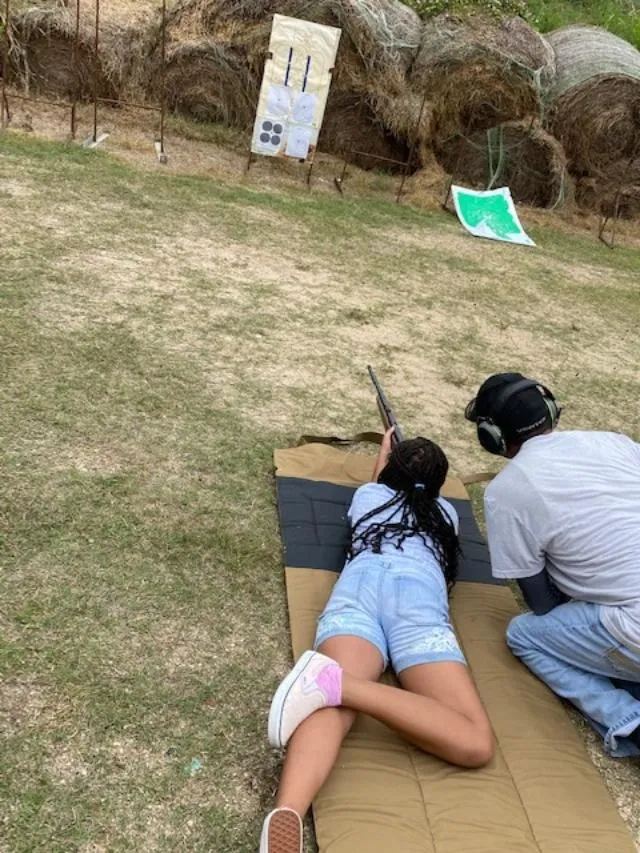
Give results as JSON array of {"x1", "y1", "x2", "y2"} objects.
[{"x1": 274, "y1": 441, "x2": 634, "y2": 853}]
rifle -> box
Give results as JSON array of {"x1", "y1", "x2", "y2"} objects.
[{"x1": 367, "y1": 365, "x2": 404, "y2": 445}]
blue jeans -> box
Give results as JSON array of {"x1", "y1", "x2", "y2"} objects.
[{"x1": 507, "y1": 601, "x2": 640, "y2": 757}]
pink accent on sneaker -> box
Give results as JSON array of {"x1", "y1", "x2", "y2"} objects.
[
  {"x1": 267, "y1": 650, "x2": 344, "y2": 748},
  {"x1": 313, "y1": 661, "x2": 342, "y2": 706}
]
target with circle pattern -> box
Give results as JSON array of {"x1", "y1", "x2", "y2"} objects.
[{"x1": 251, "y1": 14, "x2": 341, "y2": 161}]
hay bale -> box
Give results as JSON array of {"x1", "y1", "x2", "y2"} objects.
[
  {"x1": 439, "y1": 120, "x2": 570, "y2": 208},
  {"x1": 319, "y1": 87, "x2": 418, "y2": 170},
  {"x1": 547, "y1": 26, "x2": 640, "y2": 176},
  {"x1": 164, "y1": 0, "x2": 420, "y2": 84},
  {"x1": 410, "y1": 13, "x2": 555, "y2": 156},
  {"x1": 369, "y1": 85, "x2": 431, "y2": 150},
  {"x1": 401, "y1": 147, "x2": 450, "y2": 208},
  {"x1": 575, "y1": 159, "x2": 640, "y2": 219},
  {"x1": 6, "y1": 4, "x2": 118, "y2": 100},
  {"x1": 152, "y1": 0, "x2": 419, "y2": 170},
  {"x1": 163, "y1": 41, "x2": 259, "y2": 127},
  {"x1": 336, "y1": 0, "x2": 421, "y2": 85}
]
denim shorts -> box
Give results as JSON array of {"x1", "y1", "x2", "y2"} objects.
[{"x1": 314, "y1": 554, "x2": 465, "y2": 673}]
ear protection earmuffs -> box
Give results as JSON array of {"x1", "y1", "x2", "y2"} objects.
[{"x1": 475, "y1": 379, "x2": 561, "y2": 456}]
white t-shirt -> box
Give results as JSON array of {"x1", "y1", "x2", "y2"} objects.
[
  {"x1": 484, "y1": 431, "x2": 640, "y2": 650},
  {"x1": 348, "y1": 482, "x2": 458, "y2": 568}
]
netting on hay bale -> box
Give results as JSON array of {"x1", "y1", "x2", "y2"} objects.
[
  {"x1": 441, "y1": 120, "x2": 570, "y2": 207},
  {"x1": 335, "y1": 0, "x2": 421, "y2": 86},
  {"x1": 410, "y1": 13, "x2": 555, "y2": 158},
  {"x1": 164, "y1": 0, "x2": 421, "y2": 85},
  {"x1": 5, "y1": 2, "x2": 133, "y2": 102},
  {"x1": 547, "y1": 26, "x2": 640, "y2": 178},
  {"x1": 150, "y1": 0, "x2": 419, "y2": 170}
]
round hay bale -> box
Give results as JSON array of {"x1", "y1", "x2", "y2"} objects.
[
  {"x1": 547, "y1": 26, "x2": 640, "y2": 176},
  {"x1": 159, "y1": 0, "x2": 274, "y2": 75},
  {"x1": 162, "y1": 41, "x2": 259, "y2": 127},
  {"x1": 151, "y1": 0, "x2": 419, "y2": 170},
  {"x1": 335, "y1": 0, "x2": 421, "y2": 86},
  {"x1": 410, "y1": 13, "x2": 555, "y2": 156},
  {"x1": 7, "y1": 5, "x2": 117, "y2": 101},
  {"x1": 439, "y1": 120, "x2": 570, "y2": 208},
  {"x1": 369, "y1": 85, "x2": 431, "y2": 150},
  {"x1": 320, "y1": 87, "x2": 418, "y2": 171},
  {"x1": 171, "y1": 0, "x2": 421, "y2": 84},
  {"x1": 401, "y1": 147, "x2": 450, "y2": 208},
  {"x1": 575, "y1": 160, "x2": 640, "y2": 219}
]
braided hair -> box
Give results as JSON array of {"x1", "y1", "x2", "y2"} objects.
[{"x1": 348, "y1": 437, "x2": 460, "y2": 591}]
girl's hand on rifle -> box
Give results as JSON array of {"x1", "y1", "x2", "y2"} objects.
[
  {"x1": 372, "y1": 426, "x2": 396, "y2": 482},
  {"x1": 381, "y1": 425, "x2": 396, "y2": 456}
]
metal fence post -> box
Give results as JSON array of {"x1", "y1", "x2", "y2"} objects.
[{"x1": 1, "y1": 0, "x2": 10, "y2": 130}]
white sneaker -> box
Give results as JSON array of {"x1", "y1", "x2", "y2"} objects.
[
  {"x1": 267, "y1": 650, "x2": 343, "y2": 749},
  {"x1": 259, "y1": 807, "x2": 302, "y2": 853}
]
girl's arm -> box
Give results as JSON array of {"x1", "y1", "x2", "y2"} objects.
[{"x1": 371, "y1": 426, "x2": 395, "y2": 482}]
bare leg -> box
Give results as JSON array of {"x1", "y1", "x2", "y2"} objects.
[
  {"x1": 341, "y1": 662, "x2": 494, "y2": 768},
  {"x1": 276, "y1": 636, "x2": 384, "y2": 816}
]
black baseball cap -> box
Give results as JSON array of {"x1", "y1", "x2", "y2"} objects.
[{"x1": 465, "y1": 372, "x2": 553, "y2": 441}]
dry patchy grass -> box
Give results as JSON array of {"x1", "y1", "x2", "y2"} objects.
[{"x1": 0, "y1": 131, "x2": 639, "y2": 852}]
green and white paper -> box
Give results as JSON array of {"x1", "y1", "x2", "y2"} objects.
[{"x1": 452, "y1": 186, "x2": 536, "y2": 247}]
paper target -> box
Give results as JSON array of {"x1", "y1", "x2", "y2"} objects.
[{"x1": 251, "y1": 15, "x2": 341, "y2": 162}]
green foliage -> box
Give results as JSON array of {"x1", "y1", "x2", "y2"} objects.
[
  {"x1": 527, "y1": 0, "x2": 640, "y2": 48},
  {"x1": 405, "y1": 0, "x2": 528, "y2": 19},
  {"x1": 404, "y1": 0, "x2": 640, "y2": 50}
]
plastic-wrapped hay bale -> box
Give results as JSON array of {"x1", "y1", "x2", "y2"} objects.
[
  {"x1": 7, "y1": 5, "x2": 117, "y2": 100},
  {"x1": 548, "y1": 25, "x2": 640, "y2": 176},
  {"x1": 442, "y1": 120, "x2": 570, "y2": 208},
  {"x1": 410, "y1": 13, "x2": 555, "y2": 158}
]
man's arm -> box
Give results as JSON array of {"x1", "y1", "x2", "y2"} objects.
[{"x1": 517, "y1": 570, "x2": 570, "y2": 615}]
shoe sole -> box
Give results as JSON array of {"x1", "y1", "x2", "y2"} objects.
[
  {"x1": 267, "y1": 649, "x2": 316, "y2": 748},
  {"x1": 260, "y1": 808, "x2": 302, "y2": 853}
]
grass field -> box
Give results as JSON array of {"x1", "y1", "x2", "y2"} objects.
[{"x1": 1, "y1": 131, "x2": 639, "y2": 853}]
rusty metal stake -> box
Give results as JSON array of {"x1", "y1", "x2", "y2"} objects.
[
  {"x1": 158, "y1": 0, "x2": 167, "y2": 157},
  {"x1": 306, "y1": 157, "x2": 315, "y2": 188},
  {"x1": 396, "y1": 90, "x2": 428, "y2": 204},
  {"x1": 70, "y1": 0, "x2": 80, "y2": 138},
  {"x1": 598, "y1": 139, "x2": 639, "y2": 249},
  {"x1": 92, "y1": 0, "x2": 99, "y2": 142},
  {"x1": 333, "y1": 157, "x2": 348, "y2": 194},
  {"x1": 1, "y1": 0, "x2": 10, "y2": 131},
  {"x1": 441, "y1": 114, "x2": 475, "y2": 214}
]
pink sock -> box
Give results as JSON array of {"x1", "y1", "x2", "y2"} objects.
[{"x1": 315, "y1": 663, "x2": 343, "y2": 706}]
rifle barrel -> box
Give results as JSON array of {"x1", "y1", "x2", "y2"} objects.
[{"x1": 367, "y1": 365, "x2": 404, "y2": 443}]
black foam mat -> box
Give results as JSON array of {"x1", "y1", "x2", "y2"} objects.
[{"x1": 276, "y1": 476, "x2": 502, "y2": 585}]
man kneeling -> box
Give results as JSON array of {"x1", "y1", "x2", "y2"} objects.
[{"x1": 466, "y1": 372, "x2": 640, "y2": 757}]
